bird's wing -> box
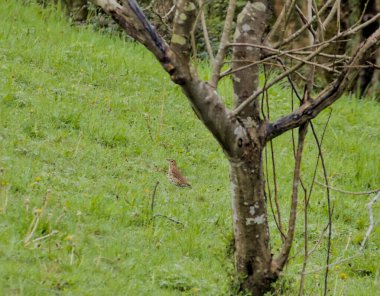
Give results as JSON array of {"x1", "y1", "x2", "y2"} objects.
[{"x1": 172, "y1": 167, "x2": 189, "y2": 183}]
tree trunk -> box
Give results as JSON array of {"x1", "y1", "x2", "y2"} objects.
[
  {"x1": 228, "y1": 2, "x2": 278, "y2": 293},
  {"x1": 229, "y1": 145, "x2": 277, "y2": 294}
]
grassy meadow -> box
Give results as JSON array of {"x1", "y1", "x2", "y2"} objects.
[{"x1": 0, "y1": 1, "x2": 379, "y2": 295}]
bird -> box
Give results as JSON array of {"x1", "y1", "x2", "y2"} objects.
[{"x1": 166, "y1": 159, "x2": 191, "y2": 187}]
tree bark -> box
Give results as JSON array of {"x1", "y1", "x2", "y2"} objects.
[
  {"x1": 228, "y1": 132, "x2": 277, "y2": 294},
  {"x1": 228, "y1": 2, "x2": 279, "y2": 293},
  {"x1": 232, "y1": 1, "x2": 268, "y2": 121}
]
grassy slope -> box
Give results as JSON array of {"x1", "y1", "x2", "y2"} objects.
[{"x1": 0, "y1": 1, "x2": 379, "y2": 295}]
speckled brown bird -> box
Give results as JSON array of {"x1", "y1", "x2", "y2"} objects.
[{"x1": 166, "y1": 159, "x2": 191, "y2": 187}]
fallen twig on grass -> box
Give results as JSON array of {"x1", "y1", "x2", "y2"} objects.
[
  {"x1": 0, "y1": 184, "x2": 10, "y2": 214},
  {"x1": 301, "y1": 190, "x2": 379, "y2": 275},
  {"x1": 23, "y1": 209, "x2": 42, "y2": 246},
  {"x1": 148, "y1": 181, "x2": 183, "y2": 227},
  {"x1": 151, "y1": 214, "x2": 183, "y2": 227},
  {"x1": 360, "y1": 191, "x2": 379, "y2": 251},
  {"x1": 55, "y1": 206, "x2": 67, "y2": 224},
  {"x1": 24, "y1": 190, "x2": 52, "y2": 246},
  {"x1": 32, "y1": 230, "x2": 59, "y2": 243}
]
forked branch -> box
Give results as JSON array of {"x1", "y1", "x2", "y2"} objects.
[
  {"x1": 92, "y1": 0, "x2": 236, "y2": 153},
  {"x1": 266, "y1": 27, "x2": 380, "y2": 141}
]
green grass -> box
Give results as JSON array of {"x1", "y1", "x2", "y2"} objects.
[{"x1": 0, "y1": 1, "x2": 379, "y2": 295}]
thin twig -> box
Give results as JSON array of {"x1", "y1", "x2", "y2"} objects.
[
  {"x1": 270, "y1": 139, "x2": 284, "y2": 239},
  {"x1": 312, "y1": 0, "x2": 325, "y2": 40},
  {"x1": 310, "y1": 123, "x2": 332, "y2": 296},
  {"x1": 315, "y1": 181, "x2": 380, "y2": 196},
  {"x1": 360, "y1": 191, "x2": 379, "y2": 250},
  {"x1": 150, "y1": 8, "x2": 173, "y2": 33},
  {"x1": 296, "y1": 4, "x2": 317, "y2": 40},
  {"x1": 273, "y1": 0, "x2": 335, "y2": 48},
  {"x1": 162, "y1": 4, "x2": 175, "y2": 19},
  {"x1": 308, "y1": 111, "x2": 332, "y2": 203},
  {"x1": 298, "y1": 184, "x2": 309, "y2": 296},
  {"x1": 354, "y1": 0, "x2": 371, "y2": 27},
  {"x1": 322, "y1": 0, "x2": 338, "y2": 29},
  {"x1": 308, "y1": 223, "x2": 329, "y2": 257},
  {"x1": 228, "y1": 42, "x2": 338, "y2": 73},
  {"x1": 344, "y1": 233, "x2": 352, "y2": 251},
  {"x1": 263, "y1": 70, "x2": 285, "y2": 238},
  {"x1": 262, "y1": 65, "x2": 285, "y2": 240},
  {"x1": 277, "y1": 6, "x2": 380, "y2": 51},
  {"x1": 231, "y1": 41, "x2": 330, "y2": 116},
  {"x1": 263, "y1": 66, "x2": 279, "y2": 236},
  {"x1": 348, "y1": 13, "x2": 380, "y2": 36},
  {"x1": 199, "y1": 0, "x2": 214, "y2": 62},
  {"x1": 295, "y1": 51, "x2": 349, "y2": 60},
  {"x1": 302, "y1": 191, "x2": 379, "y2": 275},
  {"x1": 221, "y1": 41, "x2": 350, "y2": 80},
  {"x1": 151, "y1": 214, "x2": 183, "y2": 226},
  {"x1": 24, "y1": 213, "x2": 41, "y2": 246},
  {"x1": 299, "y1": 4, "x2": 317, "y2": 292},
  {"x1": 32, "y1": 230, "x2": 59, "y2": 243},
  {"x1": 266, "y1": 0, "x2": 297, "y2": 42},
  {"x1": 225, "y1": 59, "x2": 310, "y2": 82},
  {"x1": 336, "y1": 0, "x2": 341, "y2": 33},
  {"x1": 150, "y1": 181, "x2": 160, "y2": 223},
  {"x1": 282, "y1": 67, "x2": 332, "y2": 291},
  {"x1": 275, "y1": 120, "x2": 309, "y2": 270},
  {"x1": 265, "y1": 148, "x2": 276, "y2": 233},
  {"x1": 235, "y1": 18, "x2": 380, "y2": 119},
  {"x1": 302, "y1": 254, "x2": 360, "y2": 275},
  {"x1": 209, "y1": 0, "x2": 236, "y2": 88}
]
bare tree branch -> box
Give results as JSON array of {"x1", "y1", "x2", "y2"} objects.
[
  {"x1": 303, "y1": 189, "x2": 379, "y2": 275},
  {"x1": 274, "y1": 121, "x2": 308, "y2": 272},
  {"x1": 266, "y1": 0, "x2": 297, "y2": 43},
  {"x1": 209, "y1": 0, "x2": 236, "y2": 88},
  {"x1": 312, "y1": 0, "x2": 325, "y2": 40},
  {"x1": 228, "y1": 43, "x2": 338, "y2": 73},
  {"x1": 322, "y1": 0, "x2": 338, "y2": 29},
  {"x1": 231, "y1": 42, "x2": 330, "y2": 117},
  {"x1": 199, "y1": 0, "x2": 214, "y2": 62},
  {"x1": 93, "y1": 0, "x2": 168, "y2": 61},
  {"x1": 92, "y1": 0, "x2": 236, "y2": 152},
  {"x1": 296, "y1": 4, "x2": 317, "y2": 40},
  {"x1": 266, "y1": 27, "x2": 380, "y2": 141},
  {"x1": 270, "y1": 139, "x2": 284, "y2": 238},
  {"x1": 273, "y1": 0, "x2": 335, "y2": 49}
]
